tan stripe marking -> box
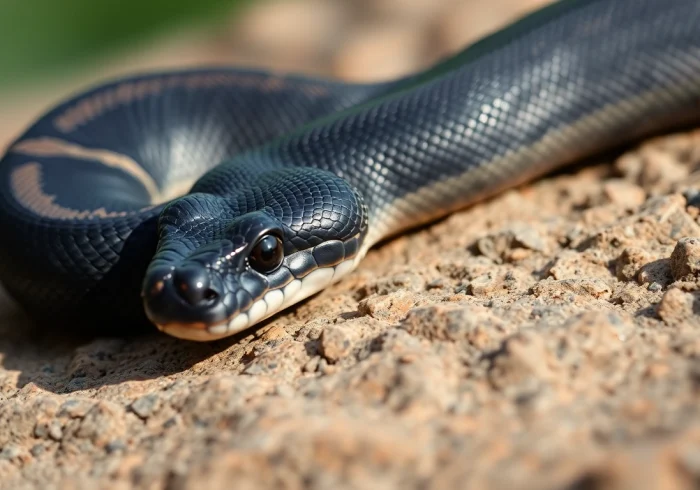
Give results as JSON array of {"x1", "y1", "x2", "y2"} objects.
[
  {"x1": 9, "y1": 162, "x2": 140, "y2": 219},
  {"x1": 11, "y1": 137, "x2": 161, "y2": 203},
  {"x1": 53, "y1": 73, "x2": 329, "y2": 133}
]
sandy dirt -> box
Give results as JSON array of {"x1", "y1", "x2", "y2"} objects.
[{"x1": 3, "y1": 1, "x2": 700, "y2": 489}]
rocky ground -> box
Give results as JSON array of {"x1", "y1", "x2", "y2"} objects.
[{"x1": 3, "y1": 1, "x2": 700, "y2": 489}]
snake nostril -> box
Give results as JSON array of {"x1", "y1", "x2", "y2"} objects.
[
  {"x1": 202, "y1": 288, "x2": 219, "y2": 302},
  {"x1": 172, "y1": 266, "x2": 219, "y2": 307}
]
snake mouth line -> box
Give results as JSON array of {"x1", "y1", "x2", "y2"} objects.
[{"x1": 156, "y1": 255, "x2": 363, "y2": 341}]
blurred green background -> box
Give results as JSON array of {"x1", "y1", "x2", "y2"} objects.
[{"x1": 0, "y1": 0, "x2": 250, "y2": 89}]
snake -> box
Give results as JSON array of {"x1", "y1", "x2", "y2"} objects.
[{"x1": 0, "y1": 0, "x2": 699, "y2": 341}]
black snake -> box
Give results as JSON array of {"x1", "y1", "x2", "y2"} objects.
[{"x1": 0, "y1": 0, "x2": 699, "y2": 340}]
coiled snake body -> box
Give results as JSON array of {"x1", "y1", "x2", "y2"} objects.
[{"x1": 1, "y1": 0, "x2": 699, "y2": 340}]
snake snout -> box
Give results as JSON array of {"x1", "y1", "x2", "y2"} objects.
[
  {"x1": 141, "y1": 263, "x2": 228, "y2": 331},
  {"x1": 173, "y1": 265, "x2": 220, "y2": 307}
]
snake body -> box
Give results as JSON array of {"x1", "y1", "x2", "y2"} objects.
[{"x1": 1, "y1": 0, "x2": 700, "y2": 340}]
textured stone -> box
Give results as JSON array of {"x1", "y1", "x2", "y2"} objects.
[
  {"x1": 657, "y1": 288, "x2": 698, "y2": 325},
  {"x1": 358, "y1": 290, "x2": 420, "y2": 323},
  {"x1": 475, "y1": 222, "x2": 548, "y2": 263},
  {"x1": 319, "y1": 324, "x2": 357, "y2": 363},
  {"x1": 637, "y1": 259, "x2": 674, "y2": 287},
  {"x1": 671, "y1": 237, "x2": 700, "y2": 280},
  {"x1": 615, "y1": 247, "x2": 653, "y2": 281},
  {"x1": 531, "y1": 278, "x2": 613, "y2": 300},
  {"x1": 129, "y1": 394, "x2": 161, "y2": 419},
  {"x1": 401, "y1": 304, "x2": 514, "y2": 349}
]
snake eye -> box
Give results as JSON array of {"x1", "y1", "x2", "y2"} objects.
[{"x1": 249, "y1": 234, "x2": 284, "y2": 273}]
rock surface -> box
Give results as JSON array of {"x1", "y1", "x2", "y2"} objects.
[{"x1": 3, "y1": 1, "x2": 700, "y2": 489}]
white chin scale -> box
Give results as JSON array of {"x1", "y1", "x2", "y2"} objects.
[{"x1": 159, "y1": 255, "x2": 362, "y2": 341}]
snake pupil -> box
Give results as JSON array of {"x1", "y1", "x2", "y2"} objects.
[{"x1": 249, "y1": 234, "x2": 284, "y2": 273}]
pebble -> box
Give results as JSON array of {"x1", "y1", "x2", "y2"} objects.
[
  {"x1": 317, "y1": 357, "x2": 337, "y2": 375},
  {"x1": 241, "y1": 340, "x2": 307, "y2": 380},
  {"x1": 468, "y1": 270, "x2": 531, "y2": 298},
  {"x1": 59, "y1": 399, "x2": 95, "y2": 419},
  {"x1": 47, "y1": 420, "x2": 63, "y2": 441},
  {"x1": 615, "y1": 247, "x2": 653, "y2": 281},
  {"x1": 129, "y1": 394, "x2": 161, "y2": 419},
  {"x1": 401, "y1": 304, "x2": 512, "y2": 349},
  {"x1": 532, "y1": 278, "x2": 612, "y2": 300},
  {"x1": 29, "y1": 444, "x2": 45, "y2": 458},
  {"x1": 259, "y1": 324, "x2": 290, "y2": 342},
  {"x1": 547, "y1": 250, "x2": 611, "y2": 281},
  {"x1": 670, "y1": 237, "x2": 700, "y2": 280},
  {"x1": 487, "y1": 330, "x2": 559, "y2": 397},
  {"x1": 75, "y1": 402, "x2": 127, "y2": 449},
  {"x1": 475, "y1": 222, "x2": 546, "y2": 263},
  {"x1": 682, "y1": 188, "x2": 700, "y2": 209},
  {"x1": 657, "y1": 288, "x2": 697, "y2": 325},
  {"x1": 319, "y1": 324, "x2": 357, "y2": 363},
  {"x1": 361, "y1": 271, "x2": 426, "y2": 297},
  {"x1": 426, "y1": 278, "x2": 446, "y2": 290},
  {"x1": 0, "y1": 445, "x2": 29, "y2": 464},
  {"x1": 358, "y1": 290, "x2": 418, "y2": 322},
  {"x1": 105, "y1": 440, "x2": 127, "y2": 454},
  {"x1": 302, "y1": 356, "x2": 321, "y2": 373},
  {"x1": 637, "y1": 259, "x2": 673, "y2": 287}
]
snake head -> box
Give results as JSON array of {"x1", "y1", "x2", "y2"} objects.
[
  {"x1": 142, "y1": 202, "x2": 282, "y2": 336},
  {"x1": 142, "y1": 169, "x2": 368, "y2": 341}
]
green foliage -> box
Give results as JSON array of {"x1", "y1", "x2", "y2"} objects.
[{"x1": 0, "y1": 0, "x2": 250, "y2": 87}]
